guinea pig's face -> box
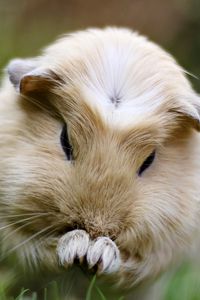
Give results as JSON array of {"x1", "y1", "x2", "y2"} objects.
[{"x1": 1, "y1": 28, "x2": 200, "y2": 287}]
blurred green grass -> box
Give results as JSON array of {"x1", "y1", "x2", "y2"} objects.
[
  {"x1": 164, "y1": 263, "x2": 200, "y2": 300},
  {"x1": 0, "y1": 263, "x2": 200, "y2": 300}
]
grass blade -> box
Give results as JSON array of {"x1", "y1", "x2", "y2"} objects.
[
  {"x1": 86, "y1": 275, "x2": 96, "y2": 300},
  {"x1": 96, "y1": 286, "x2": 107, "y2": 300},
  {"x1": 15, "y1": 289, "x2": 29, "y2": 300}
]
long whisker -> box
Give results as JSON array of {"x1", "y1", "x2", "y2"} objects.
[
  {"x1": 1, "y1": 224, "x2": 54, "y2": 261},
  {"x1": 0, "y1": 214, "x2": 49, "y2": 232},
  {"x1": 0, "y1": 201, "x2": 52, "y2": 211},
  {"x1": 0, "y1": 212, "x2": 52, "y2": 219},
  {"x1": 2, "y1": 217, "x2": 47, "y2": 243},
  {"x1": 26, "y1": 226, "x2": 60, "y2": 270},
  {"x1": 183, "y1": 68, "x2": 199, "y2": 80},
  {"x1": 36, "y1": 226, "x2": 60, "y2": 247}
]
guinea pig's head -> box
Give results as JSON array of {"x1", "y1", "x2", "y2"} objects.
[{"x1": 1, "y1": 28, "x2": 200, "y2": 287}]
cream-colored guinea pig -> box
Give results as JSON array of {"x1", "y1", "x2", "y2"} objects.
[{"x1": 0, "y1": 27, "x2": 200, "y2": 299}]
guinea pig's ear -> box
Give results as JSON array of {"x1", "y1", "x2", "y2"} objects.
[
  {"x1": 7, "y1": 58, "x2": 57, "y2": 95},
  {"x1": 172, "y1": 95, "x2": 200, "y2": 131}
]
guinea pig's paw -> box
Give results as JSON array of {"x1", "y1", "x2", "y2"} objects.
[
  {"x1": 57, "y1": 230, "x2": 89, "y2": 267},
  {"x1": 87, "y1": 237, "x2": 121, "y2": 274}
]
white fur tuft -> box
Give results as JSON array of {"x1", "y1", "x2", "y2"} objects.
[
  {"x1": 87, "y1": 237, "x2": 121, "y2": 274},
  {"x1": 57, "y1": 230, "x2": 89, "y2": 266}
]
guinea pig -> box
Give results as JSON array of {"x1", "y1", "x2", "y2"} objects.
[{"x1": 0, "y1": 27, "x2": 200, "y2": 299}]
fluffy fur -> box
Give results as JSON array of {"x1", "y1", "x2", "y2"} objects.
[{"x1": 0, "y1": 27, "x2": 200, "y2": 299}]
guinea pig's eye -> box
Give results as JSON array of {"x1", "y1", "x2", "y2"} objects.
[
  {"x1": 60, "y1": 124, "x2": 73, "y2": 161},
  {"x1": 138, "y1": 150, "x2": 156, "y2": 176}
]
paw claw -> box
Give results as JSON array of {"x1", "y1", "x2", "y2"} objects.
[
  {"x1": 57, "y1": 229, "x2": 89, "y2": 267},
  {"x1": 57, "y1": 231, "x2": 120, "y2": 274},
  {"x1": 87, "y1": 237, "x2": 120, "y2": 274}
]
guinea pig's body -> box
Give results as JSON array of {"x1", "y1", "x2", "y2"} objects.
[{"x1": 0, "y1": 27, "x2": 200, "y2": 299}]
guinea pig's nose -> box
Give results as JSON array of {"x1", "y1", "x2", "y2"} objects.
[
  {"x1": 60, "y1": 219, "x2": 117, "y2": 241},
  {"x1": 83, "y1": 224, "x2": 116, "y2": 240}
]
